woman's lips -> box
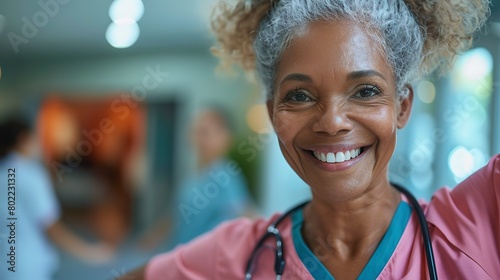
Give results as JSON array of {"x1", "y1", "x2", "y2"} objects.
[{"x1": 306, "y1": 146, "x2": 370, "y2": 172}]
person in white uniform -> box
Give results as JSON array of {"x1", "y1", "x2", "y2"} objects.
[{"x1": 0, "y1": 117, "x2": 113, "y2": 280}]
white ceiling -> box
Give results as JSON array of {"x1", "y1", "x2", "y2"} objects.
[
  {"x1": 0, "y1": 0, "x2": 498, "y2": 62},
  {"x1": 0, "y1": 0, "x2": 216, "y2": 61}
]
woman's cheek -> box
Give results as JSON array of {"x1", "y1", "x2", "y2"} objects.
[
  {"x1": 370, "y1": 107, "x2": 398, "y2": 164},
  {"x1": 368, "y1": 106, "x2": 397, "y2": 137},
  {"x1": 273, "y1": 111, "x2": 298, "y2": 145}
]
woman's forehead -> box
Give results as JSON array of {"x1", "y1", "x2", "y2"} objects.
[{"x1": 276, "y1": 20, "x2": 393, "y2": 83}]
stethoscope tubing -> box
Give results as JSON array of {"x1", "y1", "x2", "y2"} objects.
[{"x1": 392, "y1": 184, "x2": 438, "y2": 280}]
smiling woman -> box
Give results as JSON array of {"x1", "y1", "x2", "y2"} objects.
[
  {"x1": 122, "y1": 0, "x2": 498, "y2": 279},
  {"x1": 269, "y1": 20, "x2": 406, "y2": 205}
]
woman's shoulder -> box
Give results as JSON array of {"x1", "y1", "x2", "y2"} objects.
[
  {"x1": 424, "y1": 154, "x2": 500, "y2": 277},
  {"x1": 145, "y1": 214, "x2": 282, "y2": 280},
  {"x1": 427, "y1": 154, "x2": 500, "y2": 218}
]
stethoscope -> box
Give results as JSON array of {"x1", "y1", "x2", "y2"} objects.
[{"x1": 245, "y1": 184, "x2": 438, "y2": 280}]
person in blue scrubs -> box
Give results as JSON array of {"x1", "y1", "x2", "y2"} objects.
[
  {"x1": 140, "y1": 108, "x2": 254, "y2": 249},
  {"x1": 169, "y1": 108, "x2": 254, "y2": 245}
]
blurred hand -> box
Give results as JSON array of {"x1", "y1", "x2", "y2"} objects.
[
  {"x1": 47, "y1": 221, "x2": 117, "y2": 264},
  {"x1": 79, "y1": 243, "x2": 116, "y2": 264}
]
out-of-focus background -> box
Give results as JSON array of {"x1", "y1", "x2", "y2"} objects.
[{"x1": 0, "y1": 1, "x2": 499, "y2": 279}]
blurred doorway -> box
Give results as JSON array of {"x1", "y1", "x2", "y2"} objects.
[{"x1": 38, "y1": 95, "x2": 145, "y2": 245}]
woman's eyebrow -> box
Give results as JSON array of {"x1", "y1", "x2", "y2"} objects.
[
  {"x1": 346, "y1": 70, "x2": 386, "y2": 81},
  {"x1": 280, "y1": 70, "x2": 386, "y2": 85},
  {"x1": 279, "y1": 73, "x2": 313, "y2": 85}
]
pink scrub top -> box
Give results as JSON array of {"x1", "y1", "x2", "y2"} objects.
[{"x1": 146, "y1": 155, "x2": 500, "y2": 279}]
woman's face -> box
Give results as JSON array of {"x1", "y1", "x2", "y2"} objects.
[{"x1": 268, "y1": 20, "x2": 413, "y2": 202}]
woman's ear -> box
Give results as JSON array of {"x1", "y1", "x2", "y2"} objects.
[{"x1": 397, "y1": 85, "x2": 414, "y2": 129}]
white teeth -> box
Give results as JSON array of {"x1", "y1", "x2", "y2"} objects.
[
  {"x1": 336, "y1": 152, "x2": 345, "y2": 162},
  {"x1": 326, "y1": 153, "x2": 335, "y2": 163},
  {"x1": 313, "y1": 148, "x2": 362, "y2": 163}
]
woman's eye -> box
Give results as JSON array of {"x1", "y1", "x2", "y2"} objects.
[
  {"x1": 354, "y1": 85, "x2": 382, "y2": 99},
  {"x1": 285, "y1": 90, "x2": 312, "y2": 102}
]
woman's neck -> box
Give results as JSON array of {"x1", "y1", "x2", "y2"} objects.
[{"x1": 302, "y1": 182, "x2": 401, "y2": 261}]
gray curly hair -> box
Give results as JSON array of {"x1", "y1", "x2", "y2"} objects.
[
  {"x1": 254, "y1": 0, "x2": 422, "y2": 98},
  {"x1": 211, "y1": 0, "x2": 490, "y2": 99}
]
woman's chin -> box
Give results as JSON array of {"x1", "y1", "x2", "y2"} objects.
[{"x1": 308, "y1": 175, "x2": 374, "y2": 203}]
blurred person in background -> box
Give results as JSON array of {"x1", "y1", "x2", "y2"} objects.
[
  {"x1": 141, "y1": 107, "x2": 254, "y2": 249},
  {"x1": 0, "y1": 116, "x2": 113, "y2": 280},
  {"x1": 171, "y1": 107, "x2": 255, "y2": 245}
]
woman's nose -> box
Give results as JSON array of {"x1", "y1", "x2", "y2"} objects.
[{"x1": 311, "y1": 103, "x2": 354, "y2": 136}]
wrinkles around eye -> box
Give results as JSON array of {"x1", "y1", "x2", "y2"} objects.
[{"x1": 283, "y1": 88, "x2": 314, "y2": 103}]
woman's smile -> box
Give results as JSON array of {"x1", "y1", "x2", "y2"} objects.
[{"x1": 300, "y1": 144, "x2": 372, "y2": 172}]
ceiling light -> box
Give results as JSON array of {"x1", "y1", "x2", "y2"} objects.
[
  {"x1": 109, "y1": 0, "x2": 144, "y2": 23},
  {"x1": 106, "y1": 21, "x2": 140, "y2": 49}
]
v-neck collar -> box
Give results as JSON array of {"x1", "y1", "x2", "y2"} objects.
[{"x1": 291, "y1": 200, "x2": 412, "y2": 279}]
